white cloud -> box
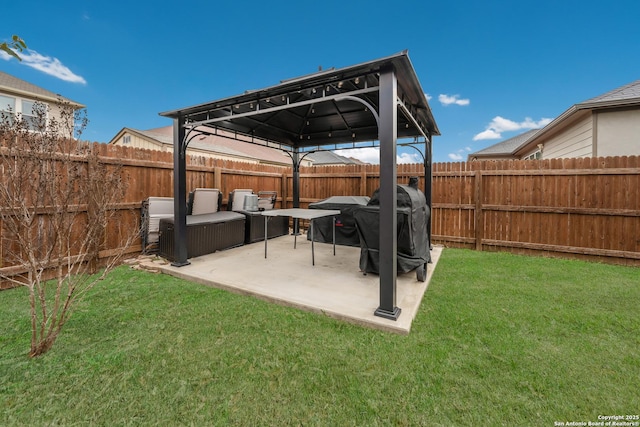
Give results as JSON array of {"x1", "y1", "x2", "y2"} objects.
[
  {"x1": 397, "y1": 152, "x2": 422, "y2": 164},
  {"x1": 473, "y1": 115, "x2": 552, "y2": 141},
  {"x1": 439, "y1": 94, "x2": 470, "y2": 106},
  {"x1": 473, "y1": 129, "x2": 502, "y2": 141},
  {"x1": 425, "y1": 93, "x2": 432, "y2": 101},
  {"x1": 447, "y1": 147, "x2": 471, "y2": 161},
  {"x1": 7, "y1": 49, "x2": 87, "y2": 84}
]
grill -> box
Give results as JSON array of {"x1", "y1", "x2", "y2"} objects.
[
  {"x1": 307, "y1": 196, "x2": 370, "y2": 247},
  {"x1": 353, "y1": 183, "x2": 430, "y2": 281}
]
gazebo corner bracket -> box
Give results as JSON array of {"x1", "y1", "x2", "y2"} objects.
[{"x1": 334, "y1": 95, "x2": 380, "y2": 127}]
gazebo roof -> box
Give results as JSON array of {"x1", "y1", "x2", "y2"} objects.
[{"x1": 160, "y1": 51, "x2": 439, "y2": 152}]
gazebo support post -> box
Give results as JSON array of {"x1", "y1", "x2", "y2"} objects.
[
  {"x1": 425, "y1": 133, "x2": 433, "y2": 258},
  {"x1": 171, "y1": 116, "x2": 190, "y2": 267},
  {"x1": 374, "y1": 65, "x2": 401, "y2": 320},
  {"x1": 292, "y1": 148, "x2": 300, "y2": 235}
]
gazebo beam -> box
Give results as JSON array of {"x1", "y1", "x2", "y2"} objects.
[{"x1": 185, "y1": 86, "x2": 379, "y2": 129}]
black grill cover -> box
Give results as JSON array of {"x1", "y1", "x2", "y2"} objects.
[
  {"x1": 308, "y1": 196, "x2": 370, "y2": 247},
  {"x1": 354, "y1": 184, "x2": 430, "y2": 274}
]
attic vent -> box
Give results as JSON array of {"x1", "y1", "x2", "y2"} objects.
[{"x1": 123, "y1": 135, "x2": 131, "y2": 144}]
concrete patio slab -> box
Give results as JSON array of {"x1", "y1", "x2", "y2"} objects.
[{"x1": 149, "y1": 235, "x2": 442, "y2": 334}]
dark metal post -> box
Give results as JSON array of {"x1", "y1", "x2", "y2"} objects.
[
  {"x1": 375, "y1": 65, "x2": 400, "y2": 320},
  {"x1": 172, "y1": 117, "x2": 190, "y2": 266},
  {"x1": 264, "y1": 216, "x2": 268, "y2": 258},
  {"x1": 292, "y1": 148, "x2": 300, "y2": 235},
  {"x1": 425, "y1": 133, "x2": 433, "y2": 256}
]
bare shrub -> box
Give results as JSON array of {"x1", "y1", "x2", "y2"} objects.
[{"x1": 0, "y1": 99, "x2": 137, "y2": 357}]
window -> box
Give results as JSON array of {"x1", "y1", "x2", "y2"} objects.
[
  {"x1": 0, "y1": 95, "x2": 16, "y2": 125},
  {"x1": 0, "y1": 96, "x2": 46, "y2": 130},
  {"x1": 123, "y1": 135, "x2": 131, "y2": 144},
  {"x1": 523, "y1": 150, "x2": 542, "y2": 160},
  {"x1": 21, "y1": 100, "x2": 38, "y2": 130}
]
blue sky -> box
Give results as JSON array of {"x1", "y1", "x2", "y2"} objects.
[{"x1": 2, "y1": 0, "x2": 639, "y2": 164}]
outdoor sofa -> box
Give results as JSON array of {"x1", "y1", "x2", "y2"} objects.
[{"x1": 153, "y1": 189, "x2": 246, "y2": 261}]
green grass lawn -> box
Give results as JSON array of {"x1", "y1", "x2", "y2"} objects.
[{"x1": 1, "y1": 249, "x2": 638, "y2": 426}]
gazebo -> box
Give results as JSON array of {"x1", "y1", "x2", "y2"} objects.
[{"x1": 159, "y1": 51, "x2": 440, "y2": 321}]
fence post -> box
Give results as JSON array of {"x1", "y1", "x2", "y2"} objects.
[
  {"x1": 214, "y1": 166, "x2": 222, "y2": 190},
  {"x1": 360, "y1": 164, "x2": 367, "y2": 196},
  {"x1": 474, "y1": 169, "x2": 484, "y2": 251},
  {"x1": 281, "y1": 172, "x2": 288, "y2": 209}
]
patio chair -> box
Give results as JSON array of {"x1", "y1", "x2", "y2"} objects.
[
  {"x1": 226, "y1": 189, "x2": 288, "y2": 243},
  {"x1": 188, "y1": 188, "x2": 221, "y2": 215},
  {"x1": 141, "y1": 196, "x2": 174, "y2": 253},
  {"x1": 228, "y1": 189, "x2": 254, "y2": 211},
  {"x1": 257, "y1": 191, "x2": 277, "y2": 211}
]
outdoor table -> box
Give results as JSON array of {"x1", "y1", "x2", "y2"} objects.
[{"x1": 262, "y1": 208, "x2": 341, "y2": 265}]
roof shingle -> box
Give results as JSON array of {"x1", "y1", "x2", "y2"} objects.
[
  {"x1": 469, "y1": 129, "x2": 539, "y2": 157},
  {"x1": 0, "y1": 71, "x2": 83, "y2": 106},
  {"x1": 579, "y1": 79, "x2": 640, "y2": 105}
]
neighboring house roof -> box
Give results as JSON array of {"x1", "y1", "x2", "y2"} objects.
[
  {"x1": 469, "y1": 79, "x2": 640, "y2": 160},
  {"x1": 109, "y1": 125, "x2": 293, "y2": 166},
  {"x1": 305, "y1": 150, "x2": 362, "y2": 165},
  {"x1": 0, "y1": 71, "x2": 84, "y2": 108},
  {"x1": 512, "y1": 79, "x2": 640, "y2": 157},
  {"x1": 110, "y1": 125, "x2": 368, "y2": 166},
  {"x1": 469, "y1": 129, "x2": 539, "y2": 159},
  {"x1": 579, "y1": 79, "x2": 640, "y2": 107},
  {"x1": 347, "y1": 157, "x2": 367, "y2": 165}
]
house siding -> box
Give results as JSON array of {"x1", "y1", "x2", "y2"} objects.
[
  {"x1": 595, "y1": 108, "x2": 640, "y2": 157},
  {"x1": 47, "y1": 103, "x2": 67, "y2": 128},
  {"x1": 0, "y1": 91, "x2": 72, "y2": 137},
  {"x1": 113, "y1": 131, "x2": 263, "y2": 164},
  {"x1": 537, "y1": 114, "x2": 593, "y2": 159},
  {"x1": 116, "y1": 133, "x2": 168, "y2": 151}
]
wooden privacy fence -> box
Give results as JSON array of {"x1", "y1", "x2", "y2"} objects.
[
  {"x1": 431, "y1": 156, "x2": 640, "y2": 266},
  {"x1": 1, "y1": 141, "x2": 639, "y2": 280}
]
